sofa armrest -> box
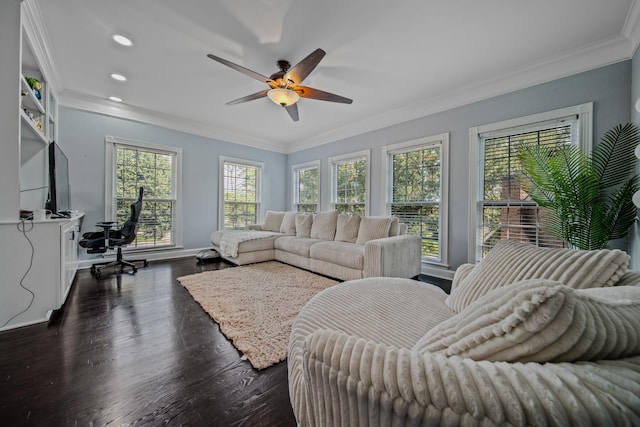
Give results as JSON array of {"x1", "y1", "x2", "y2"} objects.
[
  {"x1": 364, "y1": 234, "x2": 421, "y2": 278},
  {"x1": 451, "y1": 263, "x2": 475, "y2": 293},
  {"x1": 299, "y1": 329, "x2": 640, "y2": 427}
]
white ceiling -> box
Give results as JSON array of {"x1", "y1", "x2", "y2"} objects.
[{"x1": 36, "y1": 0, "x2": 640, "y2": 153}]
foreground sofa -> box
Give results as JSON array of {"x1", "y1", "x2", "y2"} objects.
[
  {"x1": 210, "y1": 210, "x2": 422, "y2": 281},
  {"x1": 289, "y1": 239, "x2": 640, "y2": 426}
]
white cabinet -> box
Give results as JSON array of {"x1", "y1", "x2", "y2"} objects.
[{"x1": 0, "y1": 214, "x2": 83, "y2": 331}]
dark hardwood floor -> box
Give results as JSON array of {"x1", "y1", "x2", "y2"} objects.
[
  {"x1": 0, "y1": 258, "x2": 296, "y2": 426},
  {"x1": 0, "y1": 257, "x2": 452, "y2": 426}
]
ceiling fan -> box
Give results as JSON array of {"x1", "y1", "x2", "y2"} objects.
[{"x1": 206, "y1": 48, "x2": 352, "y2": 122}]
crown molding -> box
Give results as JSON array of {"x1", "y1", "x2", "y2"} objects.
[
  {"x1": 59, "y1": 90, "x2": 289, "y2": 153},
  {"x1": 285, "y1": 34, "x2": 635, "y2": 153},
  {"x1": 623, "y1": 0, "x2": 640, "y2": 54}
]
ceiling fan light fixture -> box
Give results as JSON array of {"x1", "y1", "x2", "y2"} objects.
[{"x1": 267, "y1": 88, "x2": 299, "y2": 106}]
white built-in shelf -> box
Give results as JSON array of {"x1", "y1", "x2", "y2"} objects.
[
  {"x1": 20, "y1": 74, "x2": 45, "y2": 115},
  {"x1": 20, "y1": 108, "x2": 47, "y2": 145}
]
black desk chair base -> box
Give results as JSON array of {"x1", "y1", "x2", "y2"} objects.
[{"x1": 89, "y1": 247, "x2": 149, "y2": 278}]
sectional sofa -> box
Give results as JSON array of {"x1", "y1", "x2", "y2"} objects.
[
  {"x1": 210, "y1": 210, "x2": 422, "y2": 281},
  {"x1": 288, "y1": 239, "x2": 640, "y2": 426}
]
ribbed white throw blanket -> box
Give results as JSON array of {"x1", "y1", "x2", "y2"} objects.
[{"x1": 219, "y1": 230, "x2": 278, "y2": 257}]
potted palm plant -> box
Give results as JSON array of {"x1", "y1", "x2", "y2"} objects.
[{"x1": 517, "y1": 123, "x2": 639, "y2": 250}]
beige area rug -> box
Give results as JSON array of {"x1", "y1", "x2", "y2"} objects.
[{"x1": 177, "y1": 261, "x2": 338, "y2": 370}]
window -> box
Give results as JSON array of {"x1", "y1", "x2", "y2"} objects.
[
  {"x1": 105, "y1": 136, "x2": 182, "y2": 249},
  {"x1": 220, "y1": 157, "x2": 262, "y2": 230},
  {"x1": 329, "y1": 150, "x2": 369, "y2": 215},
  {"x1": 384, "y1": 134, "x2": 449, "y2": 265},
  {"x1": 292, "y1": 161, "x2": 320, "y2": 213},
  {"x1": 469, "y1": 103, "x2": 593, "y2": 261}
]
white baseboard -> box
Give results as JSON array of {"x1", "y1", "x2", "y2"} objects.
[
  {"x1": 421, "y1": 264, "x2": 455, "y2": 280},
  {"x1": 0, "y1": 316, "x2": 48, "y2": 332},
  {"x1": 78, "y1": 247, "x2": 209, "y2": 270}
]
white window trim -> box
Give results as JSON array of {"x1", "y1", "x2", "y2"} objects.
[
  {"x1": 382, "y1": 133, "x2": 450, "y2": 267},
  {"x1": 328, "y1": 149, "x2": 371, "y2": 215},
  {"x1": 104, "y1": 135, "x2": 183, "y2": 249},
  {"x1": 291, "y1": 160, "x2": 321, "y2": 211},
  {"x1": 467, "y1": 102, "x2": 593, "y2": 262},
  {"x1": 219, "y1": 155, "x2": 264, "y2": 230}
]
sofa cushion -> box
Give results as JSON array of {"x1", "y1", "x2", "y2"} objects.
[
  {"x1": 445, "y1": 239, "x2": 629, "y2": 313},
  {"x1": 355, "y1": 216, "x2": 392, "y2": 245},
  {"x1": 310, "y1": 210, "x2": 338, "y2": 241},
  {"x1": 295, "y1": 213, "x2": 313, "y2": 238},
  {"x1": 274, "y1": 236, "x2": 322, "y2": 258},
  {"x1": 388, "y1": 217, "x2": 400, "y2": 236},
  {"x1": 416, "y1": 279, "x2": 640, "y2": 363},
  {"x1": 279, "y1": 211, "x2": 297, "y2": 235},
  {"x1": 263, "y1": 211, "x2": 286, "y2": 232},
  {"x1": 334, "y1": 214, "x2": 360, "y2": 243},
  {"x1": 309, "y1": 241, "x2": 365, "y2": 270}
]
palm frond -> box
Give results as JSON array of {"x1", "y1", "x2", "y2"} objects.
[
  {"x1": 592, "y1": 123, "x2": 640, "y2": 189},
  {"x1": 604, "y1": 176, "x2": 640, "y2": 239}
]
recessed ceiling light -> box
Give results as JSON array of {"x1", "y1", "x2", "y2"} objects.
[
  {"x1": 109, "y1": 96, "x2": 123, "y2": 102},
  {"x1": 112, "y1": 34, "x2": 133, "y2": 47},
  {"x1": 110, "y1": 73, "x2": 127, "y2": 81}
]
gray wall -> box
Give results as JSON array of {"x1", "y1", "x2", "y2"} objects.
[
  {"x1": 61, "y1": 61, "x2": 633, "y2": 269},
  {"x1": 59, "y1": 108, "x2": 287, "y2": 261},
  {"x1": 288, "y1": 61, "x2": 632, "y2": 272}
]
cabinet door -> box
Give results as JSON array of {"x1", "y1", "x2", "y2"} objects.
[{"x1": 60, "y1": 219, "x2": 79, "y2": 304}]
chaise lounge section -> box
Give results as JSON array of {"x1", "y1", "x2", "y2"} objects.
[{"x1": 210, "y1": 210, "x2": 422, "y2": 281}]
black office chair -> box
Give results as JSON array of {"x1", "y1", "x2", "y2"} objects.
[{"x1": 80, "y1": 187, "x2": 149, "y2": 278}]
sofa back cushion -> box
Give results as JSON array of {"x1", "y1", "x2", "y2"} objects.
[
  {"x1": 445, "y1": 239, "x2": 629, "y2": 313},
  {"x1": 388, "y1": 217, "x2": 400, "y2": 236},
  {"x1": 295, "y1": 213, "x2": 313, "y2": 238},
  {"x1": 310, "y1": 210, "x2": 338, "y2": 241},
  {"x1": 262, "y1": 211, "x2": 286, "y2": 232},
  {"x1": 334, "y1": 214, "x2": 360, "y2": 243},
  {"x1": 415, "y1": 279, "x2": 640, "y2": 363},
  {"x1": 279, "y1": 211, "x2": 297, "y2": 235},
  {"x1": 355, "y1": 216, "x2": 392, "y2": 245}
]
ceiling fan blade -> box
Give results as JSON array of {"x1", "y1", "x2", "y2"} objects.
[
  {"x1": 207, "y1": 53, "x2": 273, "y2": 84},
  {"x1": 284, "y1": 104, "x2": 299, "y2": 122},
  {"x1": 296, "y1": 86, "x2": 353, "y2": 104},
  {"x1": 284, "y1": 48, "x2": 326, "y2": 86},
  {"x1": 226, "y1": 90, "x2": 269, "y2": 105}
]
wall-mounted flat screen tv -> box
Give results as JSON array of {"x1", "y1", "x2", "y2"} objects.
[{"x1": 46, "y1": 141, "x2": 71, "y2": 216}]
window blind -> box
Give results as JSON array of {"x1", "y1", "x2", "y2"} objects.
[
  {"x1": 389, "y1": 144, "x2": 442, "y2": 261},
  {"x1": 114, "y1": 144, "x2": 176, "y2": 248},
  {"x1": 334, "y1": 158, "x2": 366, "y2": 215},
  {"x1": 223, "y1": 161, "x2": 260, "y2": 229},
  {"x1": 478, "y1": 120, "x2": 574, "y2": 256}
]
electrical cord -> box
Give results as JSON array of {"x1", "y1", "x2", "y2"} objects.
[{"x1": 1, "y1": 218, "x2": 36, "y2": 329}]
